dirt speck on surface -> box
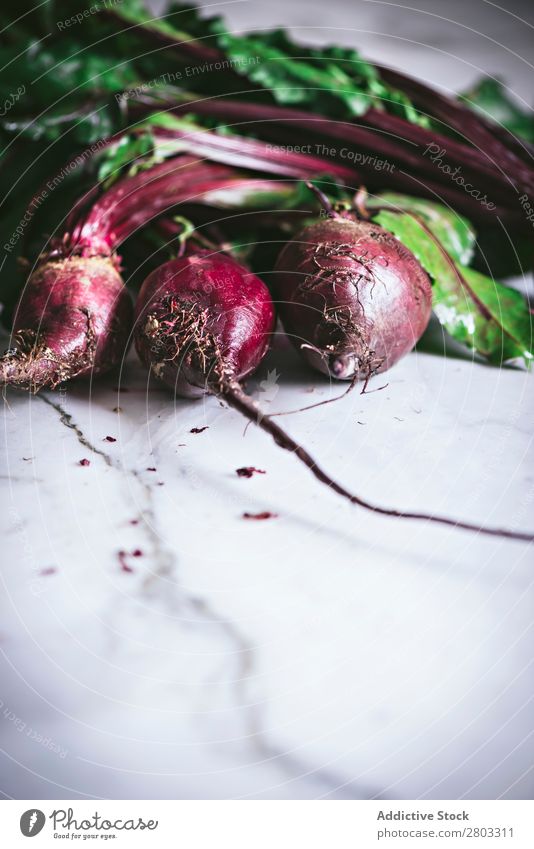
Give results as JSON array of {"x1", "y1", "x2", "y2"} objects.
[{"x1": 236, "y1": 467, "x2": 266, "y2": 478}]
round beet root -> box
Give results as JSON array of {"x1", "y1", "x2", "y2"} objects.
[
  {"x1": 274, "y1": 216, "x2": 432, "y2": 380},
  {"x1": 0, "y1": 257, "x2": 133, "y2": 392},
  {"x1": 135, "y1": 251, "x2": 275, "y2": 398}
]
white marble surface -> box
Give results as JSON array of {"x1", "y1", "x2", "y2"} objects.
[{"x1": 1, "y1": 0, "x2": 534, "y2": 801}]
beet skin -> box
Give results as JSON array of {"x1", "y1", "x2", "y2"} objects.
[
  {"x1": 275, "y1": 216, "x2": 432, "y2": 380},
  {"x1": 135, "y1": 251, "x2": 275, "y2": 398},
  {"x1": 0, "y1": 257, "x2": 133, "y2": 391}
]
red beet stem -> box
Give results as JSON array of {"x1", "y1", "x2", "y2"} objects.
[
  {"x1": 196, "y1": 99, "x2": 524, "y2": 189},
  {"x1": 376, "y1": 65, "x2": 534, "y2": 185},
  {"x1": 150, "y1": 126, "x2": 357, "y2": 182},
  {"x1": 220, "y1": 382, "x2": 533, "y2": 543},
  {"x1": 64, "y1": 158, "x2": 237, "y2": 253},
  {"x1": 150, "y1": 97, "x2": 533, "y2": 209},
  {"x1": 63, "y1": 142, "x2": 355, "y2": 255}
]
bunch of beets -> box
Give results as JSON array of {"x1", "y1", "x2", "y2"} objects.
[{"x1": 1, "y1": 7, "x2": 532, "y2": 543}]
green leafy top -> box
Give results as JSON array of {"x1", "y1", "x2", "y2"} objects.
[
  {"x1": 215, "y1": 28, "x2": 429, "y2": 125},
  {"x1": 372, "y1": 204, "x2": 533, "y2": 366},
  {"x1": 460, "y1": 78, "x2": 534, "y2": 143},
  {"x1": 366, "y1": 192, "x2": 476, "y2": 265},
  {"x1": 0, "y1": 0, "x2": 429, "y2": 150}
]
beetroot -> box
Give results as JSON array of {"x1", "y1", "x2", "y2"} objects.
[
  {"x1": 135, "y1": 250, "x2": 533, "y2": 543},
  {"x1": 135, "y1": 250, "x2": 275, "y2": 398},
  {"x1": 275, "y1": 215, "x2": 432, "y2": 381},
  {"x1": 1, "y1": 256, "x2": 132, "y2": 390}
]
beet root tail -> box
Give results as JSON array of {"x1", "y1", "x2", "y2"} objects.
[{"x1": 220, "y1": 382, "x2": 534, "y2": 544}]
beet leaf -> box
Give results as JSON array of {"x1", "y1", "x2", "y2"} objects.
[
  {"x1": 460, "y1": 78, "x2": 534, "y2": 144},
  {"x1": 373, "y1": 208, "x2": 533, "y2": 365},
  {"x1": 366, "y1": 192, "x2": 477, "y2": 265}
]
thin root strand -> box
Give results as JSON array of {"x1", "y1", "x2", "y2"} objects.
[{"x1": 220, "y1": 381, "x2": 534, "y2": 544}]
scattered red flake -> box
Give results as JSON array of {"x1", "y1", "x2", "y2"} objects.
[
  {"x1": 146, "y1": 467, "x2": 157, "y2": 472},
  {"x1": 242, "y1": 511, "x2": 277, "y2": 520},
  {"x1": 104, "y1": 436, "x2": 117, "y2": 443},
  {"x1": 129, "y1": 519, "x2": 139, "y2": 525},
  {"x1": 190, "y1": 426, "x2": 209, "y2": 434},
  {"x1": 236, "y1": 467, "x2": 266, "y2": 478},
  {"x1": 40, "y1": 567, "x2": 57, "y2": 576},
  {"x1": 79, "y1": 458, "x2": 90, "y2": 467},
  {"x1": 117, "y1": 551, "x2": 134, "y2": 573},
  {"x1": 132, "y1": 549, "x2": 143, "y2": 557}
]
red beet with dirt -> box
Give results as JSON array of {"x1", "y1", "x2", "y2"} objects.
[
  {"x1": 274, "y1": 215, "x2": 432, "y2": 381},
  {"x1": 1, "y1": 256, "x2": 132, "y2": 390},
  {"x1": 134, "y1": 250, "x2": 275, "y2": 398}
]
